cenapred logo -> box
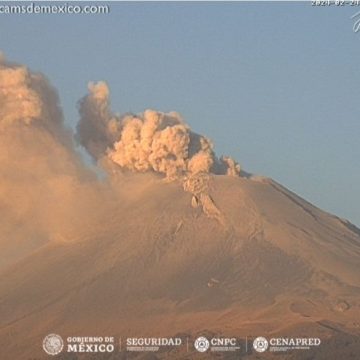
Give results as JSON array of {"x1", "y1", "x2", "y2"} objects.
[
  {"x1": 43, "y1": 334, "x2": 64, "y2": 355},
  {"x1": 253, "y1": 336, "x2": 268, "y2": 353},
  {"x1": 194, "y1": 336, "x2": 210, "y2": 352}
]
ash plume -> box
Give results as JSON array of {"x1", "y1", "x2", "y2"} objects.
[
  {"x1": 0, "y1": 55, "x2": 71, "y2": 146},
  {"x1": 0, "y1": 53, "x2": 242, "y2": 247},
  {"x1": 77, "y1": 81, "x2": 241, "y2": 180},
  {"x1": 76, "y1": 81, "x2": 122, "y2": 159},
  {"x1": 0, "y1": 57, "x2": 102, "y2": 261}
]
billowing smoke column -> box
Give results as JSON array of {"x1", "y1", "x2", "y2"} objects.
[
  {"x1": 77, "y1": 82, "x2": 241, "y2": 180},
  {"x1": 109, "y1": 110, "x2": 216, "y2": 180}
]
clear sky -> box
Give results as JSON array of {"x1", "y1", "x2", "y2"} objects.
[{"x1": 1, "y1": 2, "x2": 359, "y2": 226}]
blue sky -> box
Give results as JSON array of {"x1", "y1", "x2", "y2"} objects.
[{"x1": 1, "y1": 2, "x2": 359, "y2": 225}]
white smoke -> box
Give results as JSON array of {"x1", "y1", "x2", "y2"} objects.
[{"x1": 77, "y1": 81, "x2": 241, "y2": 180}]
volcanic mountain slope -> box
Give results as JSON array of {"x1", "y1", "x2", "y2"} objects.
[
  {"x1": 0, "y1": 173, "x2": 359, "y2": 359},
  {"x1": 0, "y1": 56, "x2": 359, "y2": 359}
]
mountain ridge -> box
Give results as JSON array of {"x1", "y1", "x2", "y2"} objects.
[{"x1": 0, "y1": 174, "x2": 359, "y2": 359}]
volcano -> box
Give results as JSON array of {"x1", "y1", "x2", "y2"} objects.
[
  {"x1": 0, "y1": 173, "x2": 359, "y2": 359},
  {"x1": 0, "y1": 57, "x2": 359, "y2": 359}
]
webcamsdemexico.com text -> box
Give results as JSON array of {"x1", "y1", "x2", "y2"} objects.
[{"x1": 0, "y1": 3, "x2": 110, "y2": 15}]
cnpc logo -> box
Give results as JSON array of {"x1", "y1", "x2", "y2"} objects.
[{"x1": 194, "y1": 336, "x2": 238, "y2": 352}]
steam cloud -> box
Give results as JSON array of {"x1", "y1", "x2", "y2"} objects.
[{"x1": 77, "y1": 82, "x2": 240, "y2": 180}]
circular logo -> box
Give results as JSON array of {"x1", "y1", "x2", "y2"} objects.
[
  {"x1": 194, "y1": 336, "x2": 210, "y2": 352},
  {"x1": 253, "y1": 337, "x2": 268, "y2": 353},
  {"x1": 42, "y1": 334, "x2": 64, "y2": 356}
]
